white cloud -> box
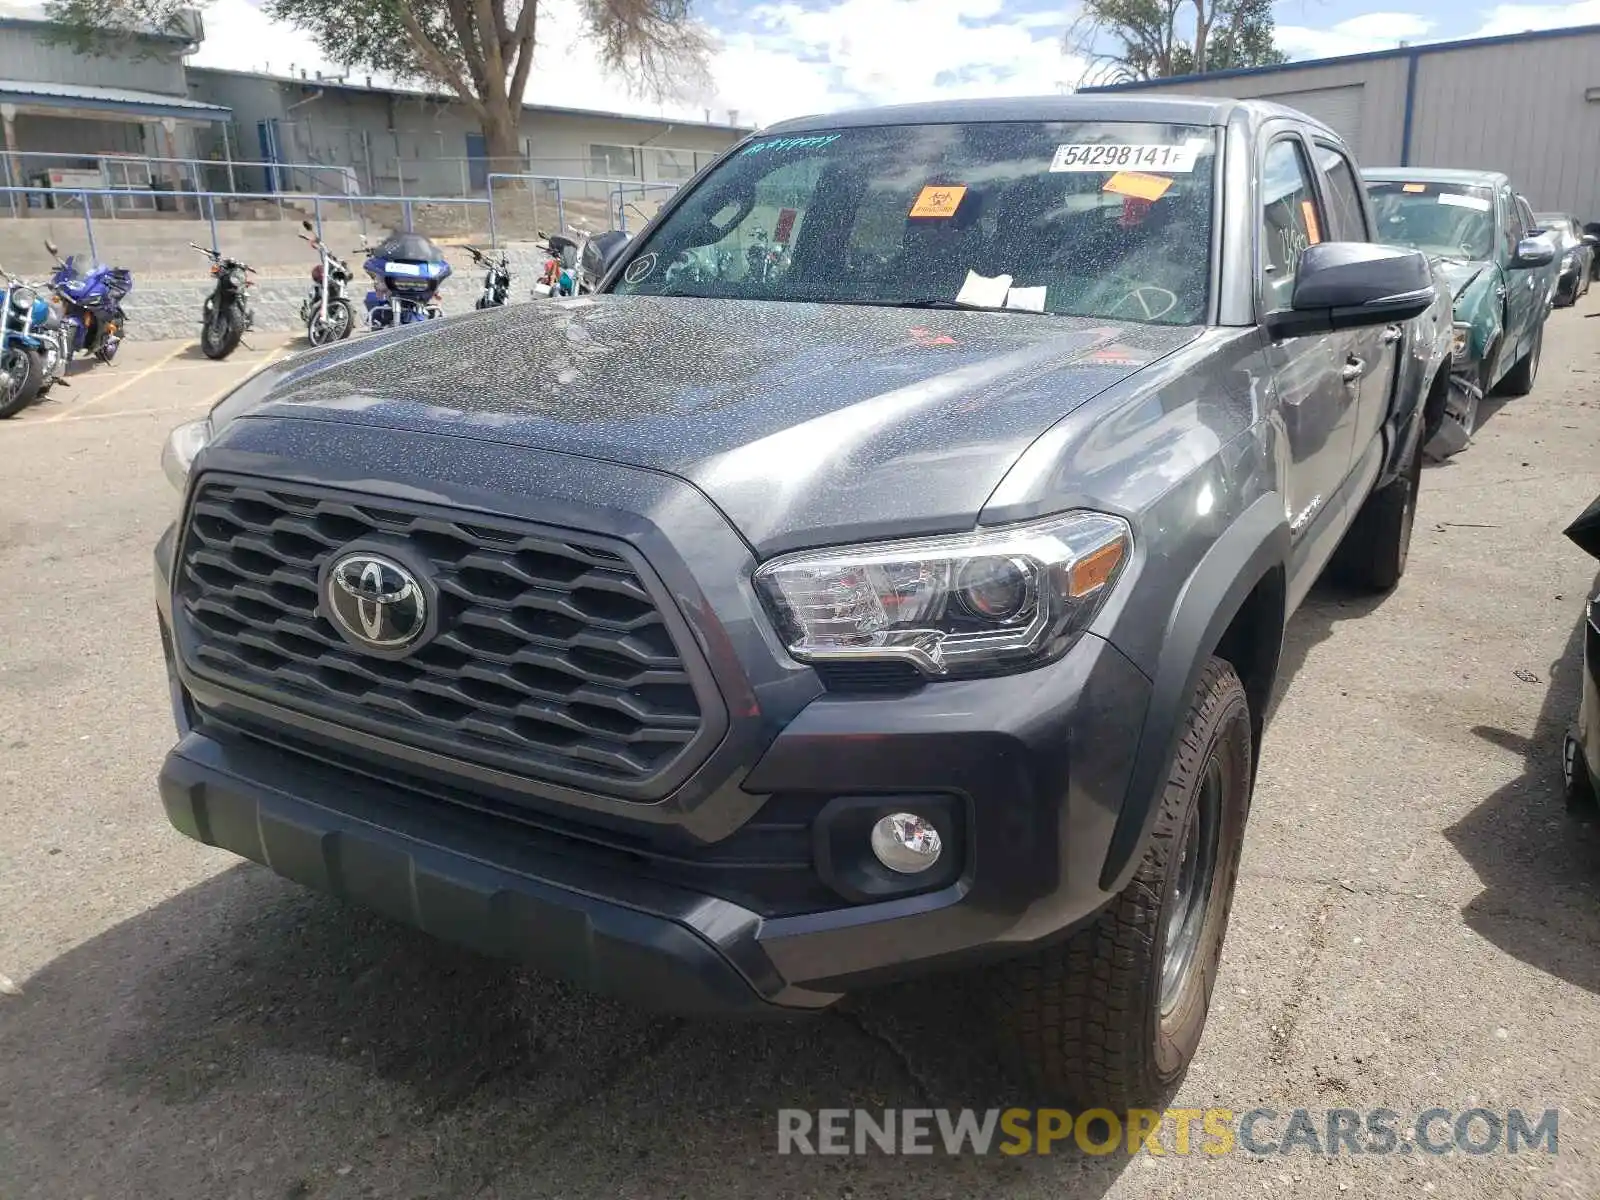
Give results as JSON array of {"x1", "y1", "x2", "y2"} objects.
[
  {"x1": 1274, "y1": 11, "x2": 1435, "y2": 59},
  {"x1": 188, "y1": 0, "x2": 1078, "y2": 128},
  {"x1": 1471, "y1": 0, "x2": 1600, "y2": 35}
]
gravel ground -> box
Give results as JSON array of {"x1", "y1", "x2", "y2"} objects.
[{"x1": 1, "y1": 303, "x2": 1598, "y2": 1200}]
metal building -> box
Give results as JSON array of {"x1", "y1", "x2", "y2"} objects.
[{"x1": 1079, "y1": 24, "x2": 1600, "y2": 220}]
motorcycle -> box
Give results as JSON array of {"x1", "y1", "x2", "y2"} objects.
[
  {"x1": 45, "y1": 239, "x2": 132, "y2": 365},
  {"x1": 531, "y1": 233, "x2": 580, "y2": 299},
  {"x1": 0, "y1": 265, "x2": 70, "y2": 418},
  {"x1": 297, "y1": 220, "x2": 355, "y2": 347},
  {"x1": 194, "y1": 243, "x2": 255, "y2": 361},
  {"x1": 360, "y1": 230, "x2": 451, "y2": 329},
  {"x1": 465, "y1": 245, "x2": 512, "y2": 309}
]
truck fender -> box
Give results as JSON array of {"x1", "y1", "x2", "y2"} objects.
[{"x1": 1097, "y1": 493, "x2": 1289, "y2": 892}]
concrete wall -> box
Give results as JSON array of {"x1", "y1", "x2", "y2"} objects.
[{"x1": 0, "y1": 20, "x2": 188, "y2": 94}]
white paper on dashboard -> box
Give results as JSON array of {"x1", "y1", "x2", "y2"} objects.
[
  {"x1": 1438, "y1": 192, "x2": 1491, "y2": 212},
  {"x1": 1005, "y1": 286, "x2": 1047, "y2": 312},
  {"x1": 955, "y1": 270, "x2": 1013, "y2": 308}
]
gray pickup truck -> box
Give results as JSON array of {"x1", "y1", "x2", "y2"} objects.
[{"x1": 155, "y1": 96, "x2": 1452, "y2": 1105}]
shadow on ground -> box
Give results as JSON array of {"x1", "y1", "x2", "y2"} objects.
[
  {"x1": 1447, "y1": 573, "x2": 1600, "y2": 998},
  {"x1": 0, "y1": 861, "x2": 1137, "y2": 1199}
]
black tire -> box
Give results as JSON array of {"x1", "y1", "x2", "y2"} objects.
[
  {"x1": 991, "y1": 657, "x2": 1252, "y2": 1107},
  {"x1": 1498, "y1": 323, "x2": 1542, "y2": 397},
  {"x1": 0, "y1": 345, "x2": 43, "y2": 418},
  {"x1": 307, "y1": 298, "x2": 351, "y2": 347},
  {"x1": 1332, "y1": 436, "x2": 1422, "y2": 592},
  {"x1": 200, "y1": 304, "x2": 244, "y2": 360},
  {"x1": 1562, "y1": 731, "x2": 1598, "y2": 814}
]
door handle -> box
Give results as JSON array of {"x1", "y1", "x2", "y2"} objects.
[
  {"x1": 1341, "y1": 357, "x2": 1364, "y2": 384},
  {"x1": 1381, "y1": 325, "x2": 1402, "y2": 344}
]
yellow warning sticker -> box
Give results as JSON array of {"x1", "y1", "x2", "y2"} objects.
[{"x1": 909, "y1": 184, "x2": 968, "y2": 218}]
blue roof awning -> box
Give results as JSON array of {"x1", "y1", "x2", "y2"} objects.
[{"x1": 0, "y1": 80, "x2": 231, "y2": 122}]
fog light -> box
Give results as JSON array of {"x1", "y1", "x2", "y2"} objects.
[{"x1": 869, "y1": 813, "x2": 943, "y2": 874}]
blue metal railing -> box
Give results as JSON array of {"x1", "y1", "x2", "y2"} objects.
[
  {"x1": 484, "y1": 172, "x2": 681, "y2": 243},
  {"x1": 0, "y1": 185, "x2": 492, "y2": 261}
]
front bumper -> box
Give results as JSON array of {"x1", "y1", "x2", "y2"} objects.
[{"x1": 153, "y1": 427, "x2": 1155, "y2": 1013}]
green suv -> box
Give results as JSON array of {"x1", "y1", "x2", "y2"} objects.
[{"x1": 1364, "y1": 168, "x2": 1555, "y2": 451}]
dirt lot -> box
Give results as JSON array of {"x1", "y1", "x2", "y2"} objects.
[{"x1": 2, "y1": 306, "x2": 1599, "y2": 1200}]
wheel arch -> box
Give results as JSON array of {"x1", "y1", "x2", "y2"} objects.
[{"x1": 1098, "y1": 494, "x2": 1288, "y2": 893}]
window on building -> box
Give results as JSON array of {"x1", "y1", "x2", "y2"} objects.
[
  {"x1": 654, "y1": 148, "x2": 696, "y2": 181},
  {"x1": 1260, "y1": 138, "x2": 1326, "y2": 311},
  {"x1": 590, "y1": 143, "x2": 639, "y2": 179}
]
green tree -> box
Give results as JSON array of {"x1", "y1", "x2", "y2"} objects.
[
  {"x1": 44, "y1": 0, "x2": 713, "y2": 166},
  {"x1": 1070, "y1": 0, "x2": 1286, "y2": 85}
]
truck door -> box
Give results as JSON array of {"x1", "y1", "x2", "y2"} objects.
[
  {"x1": 1258, "y1": 133, "x2": 1357, "y2": 551},
  {"x1": 1498, "y1": 186, "x2": 1538, "y2": 372},
  {"x1": 1313, "y1": 140, "x2": 1398, "y2": 459}
]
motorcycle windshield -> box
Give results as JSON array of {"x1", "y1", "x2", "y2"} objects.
[{"x1": 375, "y1": 232, "x2": 444, "y2": 262}]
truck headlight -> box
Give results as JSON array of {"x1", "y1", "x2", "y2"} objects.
[
  {"x1": 1450, "y1": 322, "x2": 1471, "y2": 365},
  {"x1": 161, "y1": 418, "x2": 211, "y2": 492},
  {"x1": 754, "y1": 512, "x2": 1131, "y2": 678}
]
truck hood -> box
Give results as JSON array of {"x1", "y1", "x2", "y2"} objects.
[
  {"x1": 1432, "y1": 258, "x2": 1490, "y2": 300},
  {"x1": 221, "y1": 294, "x2": 1200, "y2": 553}
]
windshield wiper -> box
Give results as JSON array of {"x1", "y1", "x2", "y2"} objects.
[{"x1": 883, "y1": 298, "x2": 1055, "y2": 316}]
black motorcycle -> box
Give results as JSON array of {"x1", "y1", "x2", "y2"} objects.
[
  {"x1": 193, "y1": 243, "x2": 254, "y2": 360},
  {"x1": 297, "y1": 219, "x2": 355, "y2": 346},
  {"x1": 466, "y1": 245, "x2": 512, "y2": 309}
]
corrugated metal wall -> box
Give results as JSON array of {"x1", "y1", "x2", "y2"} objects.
[
  {"x1": 1408, "y1": 31, "x2": 1600, "y2": 217},
  {"x1": 1086, "y1": 30, "x2": 1600, "y2": 220},
  {"x1": 1097, "y1": 56, "x2": 1410, "y2": 166},
  {"x1": 0, "y1": 23, "x2": 187, "y2": 95}
]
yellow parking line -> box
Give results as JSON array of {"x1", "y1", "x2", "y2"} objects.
[{"x1": 41, "y1": 342, "x2": 190, "y2": 423}]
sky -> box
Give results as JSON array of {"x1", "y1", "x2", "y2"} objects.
[{"x1": 182, "y1": 0, "x2": 1600, "y2": 128}]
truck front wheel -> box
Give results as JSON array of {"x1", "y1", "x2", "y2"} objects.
[{"x1": 991, "y1": 657, "x2": 1252, "y2": 1107}]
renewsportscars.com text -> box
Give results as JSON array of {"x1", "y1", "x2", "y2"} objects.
[{"x1": 776, "y1": 1107, "x2": 1560, "y2": 1157}]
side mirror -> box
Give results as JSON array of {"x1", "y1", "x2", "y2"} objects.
[
  {"x1": 43, "y1": 239, "x2": 57, "y2": 257},
  {"x1": 302, "y1": 219, "x2": 315, "y2": 232},
  {"x1": 587, "y1": 230, "x2": 631, "y2": 280},
  {"x1": 1510, "y1": 236, "x2": 1555, "y2": 269},
  {"x1": 1266, "y1": 243, "x2": 1435, "y2": 338}
]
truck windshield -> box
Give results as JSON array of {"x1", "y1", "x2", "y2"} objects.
[
  {"x1": 1365, "y1": 180, "x2": 1496, "y2": 261},
  {"x1": 610, "y1": 121, "x2": 1217, "y2": 325}
]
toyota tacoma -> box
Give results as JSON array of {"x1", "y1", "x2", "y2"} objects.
[{"x1": 155, "y1": 97, "x2": 1452, "y2": 1105}]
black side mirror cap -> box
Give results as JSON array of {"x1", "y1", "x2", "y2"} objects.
[
  {"x1": 1510, "y1": 236, "x2": 1556, "y2": 269},
  {"x1": 1265, "y1": 242, "x2": 1436, "y2": 338},
  {"x1": 585, "y1": 230, "x2": 632, "y2": 281}
]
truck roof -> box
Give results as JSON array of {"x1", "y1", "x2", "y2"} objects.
[
  {"x1": 761, "y1": 95, "x2": 1339, "y2": 139},
  {"x1": 1363, "y1": 166, "x2": 1510, "y2": 188}
]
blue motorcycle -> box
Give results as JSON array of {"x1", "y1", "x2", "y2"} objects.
[
  {"x1": 360, "y1": 230, "x2": 450, "y2": 330},
  {"x1": 0, "y1": 264, "x2": 70, "y2": 418},
  {"x1": 45, "y1": 238, "x2": 133, "y2": 365}
]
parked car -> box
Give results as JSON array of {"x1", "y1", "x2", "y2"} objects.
[
  {"x1": 155, "y1": 96, "x2": 1451, "y2": 1105},
  {"x1": 1563, "y1": 493, "x2": 1600, "y2": 814},
  {"x1": 1364, "y1": 169, "x2": 1555, "y2": 451},
  {"x1": 1534, "y1": 212, "x2": 1597, "y2": 306}
]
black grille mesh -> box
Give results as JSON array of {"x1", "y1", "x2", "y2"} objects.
[{"x1": 175, "y1": 478, "x2": 708, "y2": 795}]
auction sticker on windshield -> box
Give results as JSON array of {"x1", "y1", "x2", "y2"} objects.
[{"x1": 1051, "y1": 143, "x2": 1198, "y2": 173}]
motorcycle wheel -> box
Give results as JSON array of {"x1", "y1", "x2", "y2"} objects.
[
  {"x1": 308, "y1": 298, "x2": 352, "y2": 347},
  {"x1": 94, "y1": 315, "x2": 122, "y2": 365},
  {"x1": 475, "y1": 295, "x2": 493, "y2": 310},
  {"x1": 0, "y1": 345, "x2": 43, "y2": 418},
  {"x1": 201, "y1": 305, "x2": 245, "y2": 360}
]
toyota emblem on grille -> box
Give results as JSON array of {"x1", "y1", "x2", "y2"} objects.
[{"x1": 323, "y1": 550, "x2": 430, "y2": 653}]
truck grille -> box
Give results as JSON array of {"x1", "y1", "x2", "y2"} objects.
[{"x1": 174, "y1": 477, "x2": 713, "y2": 798}]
